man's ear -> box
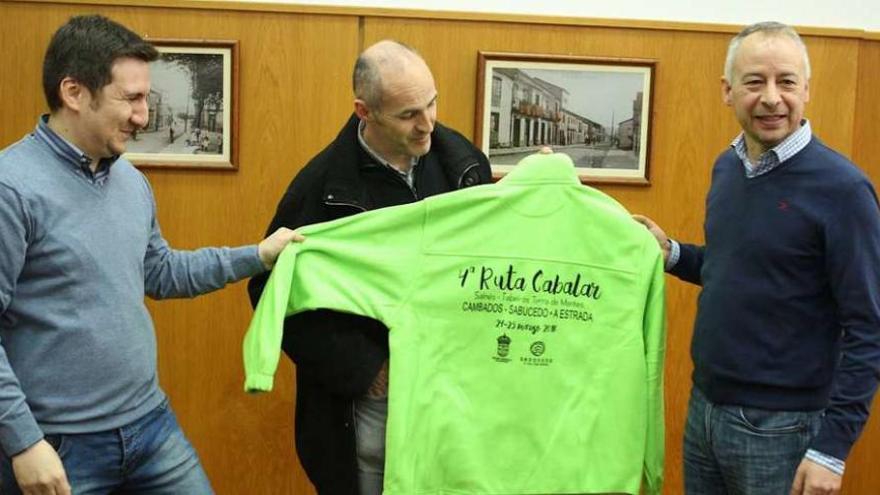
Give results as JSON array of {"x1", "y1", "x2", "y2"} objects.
[
  {"x1": 721, "y1": 77, "x2": 733, "y2": 106},
  {"x1": 58, "y1": 77, "x2": 88, "y2": 112},
  {"x1": 354, "y1": 98, "x2": 372, "y2": 121}
]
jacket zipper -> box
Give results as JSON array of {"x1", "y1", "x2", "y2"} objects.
[
  {"x1": 389, "y1": 167, "x2": 419, "y2": 200},
  {"x1": 324, "y1": 199, "x2": 367, "y2": 213}
]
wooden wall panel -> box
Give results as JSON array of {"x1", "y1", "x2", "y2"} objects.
[
  {"x1": 843, "y1": 38, "x2": 880, "y2": 494},
  {"x1": 853, "y1": 40, "x2": 880, "y2": 181},
  {"x1": 1, "y1": 1, "x2": 879, "y2": 493}
]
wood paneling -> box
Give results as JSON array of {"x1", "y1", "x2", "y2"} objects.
[
  {"x1": 1, "y1": 1, "x2": 879, "y2": 493},
  {"x1": 843, "y1": 38, "x2": 880, "y2": 494}
]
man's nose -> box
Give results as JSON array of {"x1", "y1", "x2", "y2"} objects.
[
  {"x1": 415, "y1": 110, "x2": 434, "y2": 133},
  {"x1": 760, "y1": 82, "x2": 781, "y2": 108},
  {"x1": 131, "y1": 99, "x2": 149, "y2": 129}
]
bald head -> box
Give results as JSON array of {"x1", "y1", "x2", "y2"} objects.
[
  {"x1": 352, "y1": 40, "x2": 438, "y2": 168},
  {"x1": 353, "y1": 40, "x2": 432, "y2": 110}
]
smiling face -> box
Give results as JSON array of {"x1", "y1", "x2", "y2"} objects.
[
  {"x1": 722, "y1": 33, "x2": 810, "y2": 158},
  {"x1": 75, "y1": 57, "x2": 151, "y2": 159}
]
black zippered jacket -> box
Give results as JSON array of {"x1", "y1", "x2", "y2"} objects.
[{"x1": 247, "y1": 114, "x2": 491, "y2": 494}]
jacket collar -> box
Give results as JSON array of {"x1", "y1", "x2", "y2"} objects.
[
  {"x1": 500, "y1": 152, "x2": 580, "y2": 185},
  {"x1": 322, "y1": 114, "x2": 484, "y2": 205}
]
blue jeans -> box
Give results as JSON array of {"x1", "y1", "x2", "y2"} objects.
[
  {"x1": 0, "y1": 399, "x2": 213, "y2": 495},
  {"x1": 354, "y1": 396, "x2": 387, "y2": 495},
  {"x1": 683, "y1": 387, "x2": 823, "y2": 495}
]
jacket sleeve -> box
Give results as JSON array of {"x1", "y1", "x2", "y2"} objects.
[
  {"x1": 668, "y1": 242, "x2": 704, "y2": 286},
  {"x1": 243, "y1": 202, "x2": 425, "y2": 393},
  {"x1": 0, "y1": 183, "x2": 45, "y2": 457},
  {"x1": 140, "y1": 175, "x2": 265, "y2": 300},
  {"x1": 809, "y1": 179, "x2": 880, "y2": 461},
  {"x1": 641, "y1": 242, "x2": 667, "y2": 495},
  {"x1": 246, "y1": 177, "x2": 394, "y2": 397}
]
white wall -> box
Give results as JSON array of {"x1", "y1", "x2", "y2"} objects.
[{"x1": 249, "y1": 0, "x2": 879, "y2": 32}]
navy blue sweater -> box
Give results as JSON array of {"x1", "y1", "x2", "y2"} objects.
[{"x1": 672, "y1": 138, "x2": 880, "y2": 460}]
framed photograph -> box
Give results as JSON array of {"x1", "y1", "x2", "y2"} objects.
[
  {"x1": 125, "y1": 39, "x2": 239, "y2": 170},
  {"x1": 475, "y1": 52, "x2": 655, "y2": 185}
]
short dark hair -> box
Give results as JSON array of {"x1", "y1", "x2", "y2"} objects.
[
  {"x1": 353, "y1": 55, "x2": 382, "y2": 108},
  {"x1": 42, "y1": 15, "x2": 158, "y2": 111}
]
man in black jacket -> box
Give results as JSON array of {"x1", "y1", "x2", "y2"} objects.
[{"x1": 247, "y1": 40, "x2": 491, "y2": 495}]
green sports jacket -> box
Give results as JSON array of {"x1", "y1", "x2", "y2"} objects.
[{"x1": 244, "y1": 153, "x2": 666, "y2": 495}]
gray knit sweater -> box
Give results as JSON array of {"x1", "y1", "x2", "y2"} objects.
[{"x1": 0, "y1": 120, "x2": 264, "y2": 456}]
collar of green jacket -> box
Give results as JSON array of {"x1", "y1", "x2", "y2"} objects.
[{"x1": 501, "y1": 152, "x2": 582, "y2": 186}]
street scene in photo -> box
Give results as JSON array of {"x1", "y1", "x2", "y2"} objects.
[
  {"x1": 128, "y1": 52, "x2": 226, "y2": 156},
  {"x1": 487, "y1": 67, "x2": 647, "y2": 170}
]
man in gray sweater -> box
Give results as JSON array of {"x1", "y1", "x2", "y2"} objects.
[{"x1": 0, "y1": 15, "x2": 298, "y2": 495}]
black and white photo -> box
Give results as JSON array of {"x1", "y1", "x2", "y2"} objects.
[
  {"x1": 126, "y1": 40, "x2": 238, "y2": 169},
  {"x1": 476, "y1": 52, "x2": 655, "y2": 185}
]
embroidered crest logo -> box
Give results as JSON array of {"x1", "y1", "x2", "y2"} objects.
[{"x1": 496, "y1": 334, "x2": 511, "y2": 357}]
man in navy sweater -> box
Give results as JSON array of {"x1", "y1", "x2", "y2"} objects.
[{"x1": 636, "y1": 22, "x2": 880, "y2": 495}]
